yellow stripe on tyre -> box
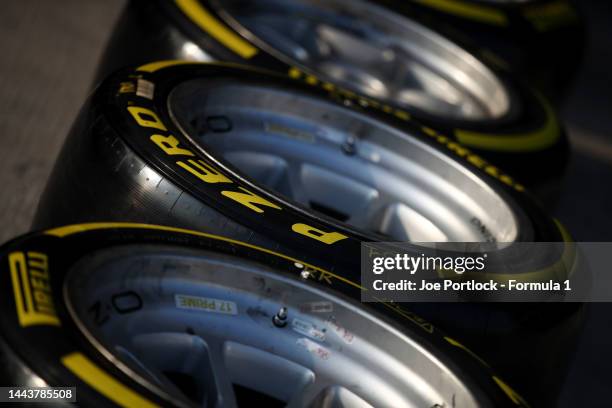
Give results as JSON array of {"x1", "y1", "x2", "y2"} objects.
[
  {"x1": 413, "y1": 0, "x2": 508, "y2": 26},
  {"x1": 174, "y1": 0, "x2": 258, "y2": 58},
  {"x1": 62, "y1": 352, "x2": 159, "y2": 408}
]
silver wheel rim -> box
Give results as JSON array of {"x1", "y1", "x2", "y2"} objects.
[
  {"x1": 65, "y1": 246, "x2": 483, "y2": 407},
  {"x1": 169, "y1": 79, "x2": 521, "y2": 243},
  {"x1": 212, "y1": 0, "x2": 512, "y2": 121}
]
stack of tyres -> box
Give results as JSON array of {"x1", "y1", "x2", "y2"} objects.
[
  {"x1": 34, "y1": 62, "x2": 581, "y2": 406},
  {"x1": 95, "y1": 0, "x2": 572, "y2": 206},
  {"x1": 0, "y1": 0, "x2": 582, "y2": 407},
  {"x1": 0, "y1": 223, "x2": 533, "y2": 407}
]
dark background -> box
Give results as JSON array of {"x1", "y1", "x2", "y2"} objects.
[
  {"x1": 554, "y1": 1, "x2": 612, "y2": 405},
  {"x1": 0, "y1": 1, "x2": 610, "y2": 405}
]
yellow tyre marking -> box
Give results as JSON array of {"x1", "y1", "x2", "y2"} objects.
[
  {"x1": 136, "y1": 60, "x2": 277, "y2": 75},
  {"x1": 414, "y1": 0, "x2": 507, "y2": 26},
  {"x1": 523, "y1": 0, "x2": 577, "y2": 32},
  {"x1": 137, "y1": 60, "x2": 199, "y2": 73},
  {"x1": 46, "y1": 218, "x2": 572, "y2": 284},
  {"x1": 126, "y1": 106, "x2": 168, "y2": 131},
  {"x1": 493, "y1": 376, "x2": 530, "y2": 407},
  {"x1": 62, "y1": 352, "x2": 159, "y2": 408},
  {"x1": 455, "y1": 94, "x2": 560, "y2": 152},
  {"x1": 174, "y1": 0, "x2": 257, "y2": 58},
  {"x1": 292, "y1": 223, "x2": 348, "y2": 245},
  {"x1": 9, "y1": 252, "x2": 60, "y2": 327},
  {"x1": 45, "y1": 222, "x2": 361, "y2": 290},
  {"x1": 444, "y1": 336, "x2": 489, "y2": 367}
]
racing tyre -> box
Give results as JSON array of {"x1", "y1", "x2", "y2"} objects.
[
  {"x1": 96, "y1": 0, "x2": 570, "y2": 203},
  {"x1": 0, "y1": 223, "x2": 532, "y2": 407},
  {"x1": 34, "y1": 62, "x2": 582, "y2": 405}
]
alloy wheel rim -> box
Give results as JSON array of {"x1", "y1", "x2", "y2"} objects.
[
  {"x1": 213, "y1": 0, "x2": 512, "y2": 121},
  {"x1": 66, "y1": 246, "x2": 482, "y2": 407},
  {"x1": 169, "y1": 79, "x2": 521, "y2": 243}
]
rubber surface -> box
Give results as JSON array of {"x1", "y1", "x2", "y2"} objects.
[
  {"x1": 0, "y1": 222, "x2": 531, "y2": 407},
  {"x1": 95, "y1": 0, "x2": 570, "y2": 202}
]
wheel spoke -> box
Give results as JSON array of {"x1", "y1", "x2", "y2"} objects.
[
  {"x1": 127, "y1": 333, "x2": 238, "y2": 407},
  {"x1": 316, "y1": 24, "x2": 387, "y2": 65},
  {"x1": 203, "y1": 339, "x2": 238, "y2": 408},
  {"x1": 198, "y1": 339, "x2": 238, "y2": 408},
  {"x1": 375, "y1": 202, "x2": 448, "y2": 242}
]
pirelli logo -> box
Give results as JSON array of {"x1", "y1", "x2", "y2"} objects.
[{"x1": 8, "y1": 251, "x2": 60, "y2": 327}]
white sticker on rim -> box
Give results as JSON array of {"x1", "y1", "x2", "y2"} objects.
[
  {"x1": 292, "y1": 318, "x2": 326, "y2": 341},
  {"x1": 299, "y1": 301, "x2": 333, "y2": 314},
  {"x1": 175, "y1": 294, "x2": 237, "y2": 315}
]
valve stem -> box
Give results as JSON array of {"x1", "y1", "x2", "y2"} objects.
[
  {"x1": 273, "y1": 307, "x2": 288, "y2": 327},
  {"x1": 342, "y1": 136, "x2": 356, "y2": 155}
]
